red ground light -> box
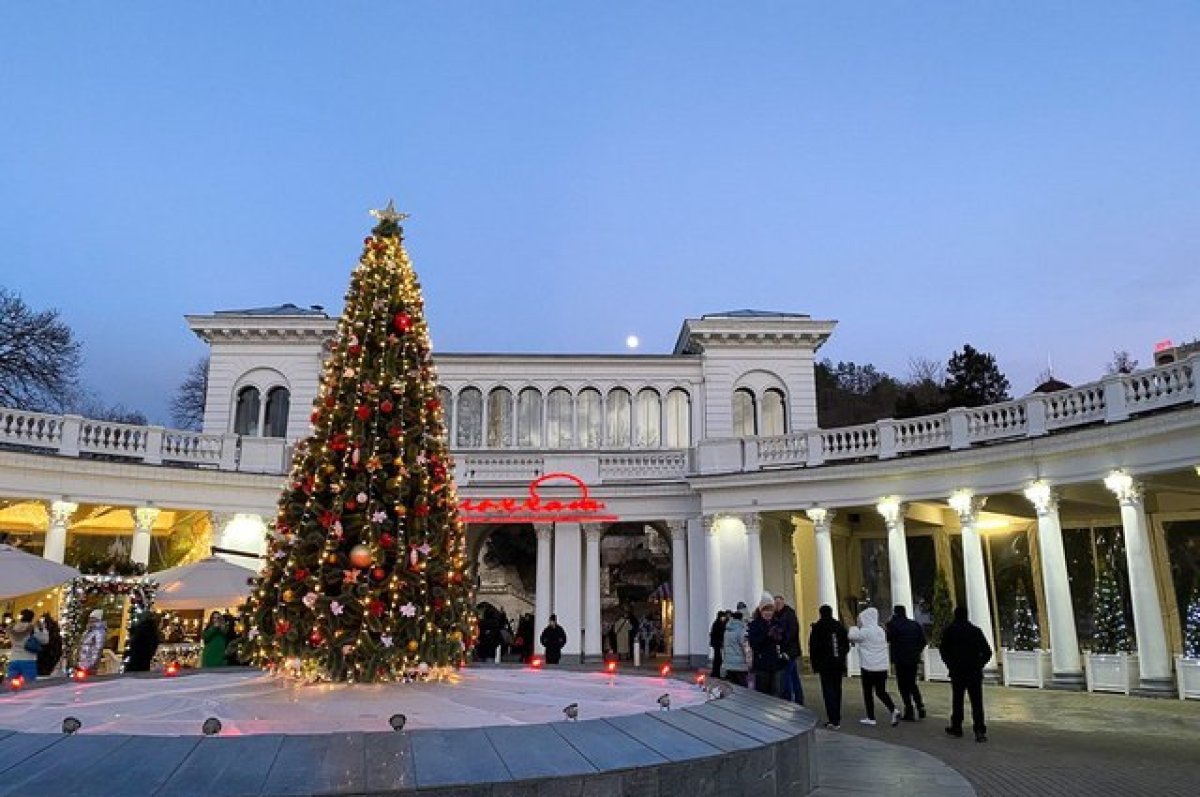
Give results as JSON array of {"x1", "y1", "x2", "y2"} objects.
[{"x1": 530, "y1": 657, "x2": 543, "y2": 669}]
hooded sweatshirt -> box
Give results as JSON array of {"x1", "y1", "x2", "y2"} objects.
[
  {"x1": 847, "y1": 607, "x2": 889, "y2": 672},
  {"x1": 721, "y1": 615, "x2": 749, "y2": 673},
  {"x1": 6, "y1": 620, "x2": 49, "y2": 663}
]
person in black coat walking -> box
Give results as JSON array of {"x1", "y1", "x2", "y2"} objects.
[
  {"x1": 125, "y1": 611, "x2": 161, "y2": 672},
  {"x1": 808, "y1": 605, "x2": 849, "y2": 729},
  {"x1": 885, "y1": 605, "x2": 927, "y2": 720},
  {"x1": 939, "y1": 606, "x2": 993, "y2": 742},
  {"x1": 540, "y1": 614, "x2": 567, "y2": 665},
  {"x1": 708, "y1": 611, "x2": 727, "y2": 678}
]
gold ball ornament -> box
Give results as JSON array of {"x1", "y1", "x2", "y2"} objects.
[
  {"x1": 349, "y1": 544, "x2": 372, "y2": 568},
  {"x1": 407, "y1": 640, "x2": 420, "y2": 653}
]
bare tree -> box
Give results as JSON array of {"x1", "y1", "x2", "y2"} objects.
[
  {"x1": 170, "y1": 356, "x2": 209, "y2": 430},
  {"x1": 72, "y1": 394, "x2": 149, "y2": 425},
  {"x1": 1105, "y1": 350, "x2": 1139, "y2": 375},
  {"x1": 906, "y1": 356, "x2": 944, "y2": 386},
  {"x1": 0, "y1": 288, "x2": 82, "y2": 411}
]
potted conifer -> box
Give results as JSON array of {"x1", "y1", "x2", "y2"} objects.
[
  {"x1": 1002, "y1": 580, "x2": 1052, "y2": 687},
  {"x1": 1176, "y1": 582, "x2": 1200, "y2": 700},
  {"x1": 923, "y1": 569, "x2": 952, "y2": 682},
  {"x1": 1085, "y1": 564, "x2": 1139, "y2": 694}
]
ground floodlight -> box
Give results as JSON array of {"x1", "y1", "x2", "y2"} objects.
[
  {"x1": 389, "y1": 713, "x2": 407, "y2": 731},
  {"x1": 62, "y1": 717, "x2": 82, "y2": 735},
  {"x1": 660, "y1": 663, "x2": 672, "y2": 677},
  {"x1": 657, "y1": 693, "x2": 671, "y2": 711},
  {"x1": 202, "y1": 717, "x2": 222, "y2": 736},
  {"x1": 562, "y1": 702, "x2": 579, "y2": 721}
]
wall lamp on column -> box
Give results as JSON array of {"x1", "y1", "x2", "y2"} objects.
[
  {"x1": 875, "y1": 496, "x2": 902, "y2": 524},
  {"x1": 1103, "y1": 470, "x2": 1133, "y2": 495},
  {"x1": 947, "y1": 490, "x2": 974, "y2": 516},
  {"x1": 1023, "y1": 481, "x2": 1052, "y2": 508}
]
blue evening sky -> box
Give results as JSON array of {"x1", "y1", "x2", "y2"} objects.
[{"x1": 2, "y1": 3, "x2": 1197, "y2": 423}]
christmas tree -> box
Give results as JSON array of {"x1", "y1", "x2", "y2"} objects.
[
  {"x1": 244, "y1": 203, "x2": 474, "y2": 683},
  {"x1": 930, "y1": 569, "x2": 953, "y2": 645},
  {"x1": 1183, "y1": 581, "x2": 1200, "y2": 659},
  {"x1": 1090, "y1": 564, "x2": 1132, "y2": 654},
  {"x1": 1010, "y1": 580, "x2": 1040, "y2": 651}
]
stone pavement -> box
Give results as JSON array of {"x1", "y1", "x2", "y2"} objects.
[{"x1": 797, "y1": 672, "x2": 1200, "y2": 797}]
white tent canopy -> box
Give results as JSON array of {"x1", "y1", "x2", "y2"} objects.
[
  {"x1": 151, "y1": 557, "x2": 257, "y2": 611},
  {"x1": 0, "y1": 544, "x2": 80, "y2": 600}
]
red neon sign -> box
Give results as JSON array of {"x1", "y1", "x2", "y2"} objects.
[{"x1": 459, "y1": 472, "x2": 618, "y2": 524}]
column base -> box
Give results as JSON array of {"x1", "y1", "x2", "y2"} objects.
[
  {"x1": 1133, "y1": 677, "x2": 1176, "y2": 698},
  {"x1": 1046, "y1": 671, "x2": 1086, "y2": 691},
  {"x1": 982, "y1": 666, "x2": 1001, "y2": 685}
]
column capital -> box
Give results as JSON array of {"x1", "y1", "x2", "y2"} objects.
[
  {"x1": 875, "y1": 496, "x2": 905, "y2": 526},
  {"x1": 664, "y1": 520, "x2": 687, "y2": 542},
  {"x1": 1103, "y1": 471, "x2": 1143, "y2": 506},
  {"x1": 740, "y1": 512, "x2": 761, "y2": 536},
  {"x1": 948, "y1": 490, "x2": 987, "y2": 524},
  {"x1": 48, "y1": 500, "x2": 78, "y2": 526},
  {"x1": 1023, "y1": 481, "x2": 1059, "y2": 516},
  {"x1": 134, "y1": 506, "x2": 161, "y2": 531},
  {"x1": 702, "y1": 514, "x2": 721, "y2": 536},
  {"x1": 803, "y1": 507, "x2": 835, "y2": 532},
  {"x1": 583, "y1": 523, "x2": 605, "y2": 543},
  {"x1": 534, "y1": 523, "x2": 554, "y2": 542}
]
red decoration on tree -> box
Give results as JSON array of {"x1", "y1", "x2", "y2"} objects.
[
  {"x1": 331, "y1": 434, "x2": 349, "y2": 451},
  {"x1": 393, "y1": 312, "x2": 412, "y2": 332},
  {"x1": 369, "y1": 600, "x2": 385, "y2": 618},
  {"x1": 380, "y1": 399, "x2": 394, "y2": 414},
  {"x1": 294, "y1": 568, "x2": 309, "y2": 581},
  {"x1": 276, "y1": 620, "x2": 291, "y2": 635},
  {"x1": 356, "y1": 405, "x2": 370, "y2": 420},
  {"x1": 379, "y1": 533, "x2": 395, "y2": 549}
]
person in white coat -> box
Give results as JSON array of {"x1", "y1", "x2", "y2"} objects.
[{"x1": 847, "y1": 606, "x2": 901, "y2": 727}]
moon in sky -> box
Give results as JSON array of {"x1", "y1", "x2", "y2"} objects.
[{"x1": 625, "y1": 335, "x2": 640, "y2": 350}]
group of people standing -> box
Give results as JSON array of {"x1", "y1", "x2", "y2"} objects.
[{"x1": 713, "y1": 599, "x2": 993, "y2": 743}]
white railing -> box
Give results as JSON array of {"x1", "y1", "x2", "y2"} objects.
[
  {"x1": 892, "y1": 416, "x2": 949, "y2": 454},
  {"x1": 598, "y1": 451, "x2": 689, "y2": 481},
  {"x1": 757, "y1": 433, "x2": 808, "y2": 467},
  {"x1": 458, "y1": 454, "x2": 544, "y2": 483},
  {"x1": 0, "y1": 409, "x2": 63, "y2": 450},
  {"x1": 966, "y1": 400, "x2": 1027, "y2": 443},
  {"x1": 1044, "y1": 384, "x2": 1106, "y2": 431},
  {"x1": 820, "y1": 424, "x2": 880, "y2": 461}
]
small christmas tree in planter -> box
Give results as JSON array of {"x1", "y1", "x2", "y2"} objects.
[
  {"x1": 1002, "y1": 580, "x2": 1051, "y2": 687},
  {"x1": 1086, "y1": 564, "x2": 1139, "y2": 694},
  {"x1": 923, "y1": 569, "x2": 953, "y2": 682},
  {"x1": 1177, "y1": 581, "x2": 1200, "y2": 700}
]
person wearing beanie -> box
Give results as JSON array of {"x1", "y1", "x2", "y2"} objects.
[
  {"x1": 885, "y1": 604, "x2": 927, "y2": 720},
  {"x1": 539, "y1": 613, "x2": 567, "y2": 664},
  {"x1": 747, "y1": 594, "x2": 786, "y2": 696},
  {"x1": 939, "y1": 606, "x2": 992, "y2": 742},
  {"x1": 78, "y1": 609, "x2": 108, "y2": 675},
  {"x1": 808, "y1": 604, "x2": 849, "y2": 729}
]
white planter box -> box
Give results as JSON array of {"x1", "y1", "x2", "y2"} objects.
[
  {"x1": 1085, "y1": 652, "x2": 1139, "y2": 694},
  {"x1": 923, "y1": 647, "x2": 950, "y2": 682},
  {"x1": 846, "y1": 645, "x2": 860, "y2": 677},
  {"x1": 1177, "y1": 656, "x2": 1200, "y2": 700},
  {"x1": 1002, "y1": 648, "x2": 1052, "y2": 688}
]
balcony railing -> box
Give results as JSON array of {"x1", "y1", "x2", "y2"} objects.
[{"x1": 0, "y1": 352, "x2": 1195, "y2": 480}]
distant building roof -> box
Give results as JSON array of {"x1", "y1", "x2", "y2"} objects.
[
  {"x1": 214, "y1": 303, "x2": 328, "y2": 317},
  {"x1": 701, "y1": 309, "x2": 811, "y2": 319},
  {"x1": 1031, "y1": 377, "x2": 1072, "y2": 394}
]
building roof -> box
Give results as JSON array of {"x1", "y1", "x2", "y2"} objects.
[
  {"x1": 214, "y1": 303, "x2": 328, "y2": 317},
  {"x1": 1031, "y1": 377, "x2": 1072, "y2": 394},
  {"x1": 701, "y1": 309, "x2": 811, "y2": 319}
]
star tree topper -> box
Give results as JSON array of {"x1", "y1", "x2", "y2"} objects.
[{"x1": 370, "y1": 199, "x2": 410, "y2": 224}]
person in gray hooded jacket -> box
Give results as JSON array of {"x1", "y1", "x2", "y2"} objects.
[{"x1": 721, "y1": 603, "x2": 749, "y2": 687}]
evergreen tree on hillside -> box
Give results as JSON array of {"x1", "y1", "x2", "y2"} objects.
[{"x1": 943, "y1": 344, "x2": 1011, "y2": 408}]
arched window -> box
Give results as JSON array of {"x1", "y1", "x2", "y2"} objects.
[
  {"x1": 486, "y1": 387, "x2": 513, "y2": 448},
  {"x1": 517, "y1": 388, "x2": 543, "y2": 447},
  {"x1": 264, "y1": 387, "x2": 290, "y2": 438},
  {"x1": 577, "y1": 388, "x2": 603, "y2": 448},
  {"x1": 733, "y1": 388, "x2": 757, "y2": 436},
  {"x1": 762, "y1": 388, "x2": 787, "y2": 436},
  {"x1": 233, "y1": 386, "x2": 261, "y2": 436},
  {"x1": 634, "y1": 388, "x2": 661, "y2": 448},
  {"x1": 664, "y1": 389, "x2": 691, "y2": 447},
  {"x1": 606, "y1": 388, "x2": 631, "y2": 448},
  {"x1": 437, "y1": 387, "x2": 453, "y2": 442},
  {"x1": 456, "y1": 387, "x2": 483, "y2": 448},
  {"x1": 546, "y1": 388, "x2": 573, "y2": 448}
]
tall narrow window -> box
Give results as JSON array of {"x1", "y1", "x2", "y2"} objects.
[
  {"x1": 606, "y1": 388, "x2": 631, "y2": 448},
  {"x1": 264, "y1": 387, "x2": 290, "y2": 438},
  {"x1": 486, "y1": 387, "x2": 514, "y2": 448},
  {"x1": 437, "y1": 387, "x2": 453, "y2": 442},
  {"x1": 517, "y1": 388, "x2": 543, "y2": 447},
  {"x1": 234, "y1": 386, "x2": 261, "y2": 436},
  {"x1": 664, "y1": 389, "x2": 691, "y2": 447},
  {"x1": 634, "y1": 388, "x2": 661, "y2": 448},
  {"x1": 456, "y1": 387, "x2": 483, "y2": 448},
  {"x1": 762, "y1": 388, "x2": 787, "y2": 436},
  {"x1": 546, "y1": 388, "x2": 573, "y2": 448},
  {"x1": 733, "y1": 388, "x2": 757, "y2": 436},
  {"x1": 578, "y1": 388, "x2": 603, "y2": 448}
]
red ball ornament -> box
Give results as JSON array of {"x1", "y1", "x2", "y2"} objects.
[
  {"x1": 371, "y1": 566, "x2": 387, "y2": 582},
  {"x1": 379, "y1": 533, "x2": 395, "y2": 549},
  {"x1": 349, "y1": 544, "x2": 372, "y2": 568},
  {"x1": 324, "y1": 395, "x2": 336, "y2": 408},
  {"x1": 368, "y1": 599, "x2": 385, "y2": 618},
  {"x1": 344, "y1": 499, "x2": 357, "y2": 512},
  {"x1": 309, "y1": 630, "x2": 323, "y2": 646},
  {"x1": 348, "y1": 344, "x2": 362, "y2": 356},
  {"x1": 310, "y1": 410, "x2": 321, "y2": 424},
  {"x1": 276, "y1": 620, "x2": 291, "y2": 635},
  {"x1": 331, "y1": 434, "x2": 349, "y2": 452},
  {"x1": 294, "y1": 568, "x2": 309, "y2": 581},
  {"x1": 393, "y1": 312, "x2": 412, "y2": 332},
  {"x1": 356, "y1": 405, "x2": 370, "y2": 420},
  {"x1": 380, "y1": 400, "x2": 394, "y2": 414}
]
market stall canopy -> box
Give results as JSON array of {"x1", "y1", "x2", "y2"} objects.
[
  {"x1": 0, "y1": 544, "x2": 80, "y2": 600},
  {"x1": 152, "y1": 557, "x2": 256, "y2": 610}
]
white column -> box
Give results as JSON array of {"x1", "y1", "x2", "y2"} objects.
[
  {"x1": 534, "y1": 523, "x2": 553, "y2": 656},
  {"x1": 44, "y1": 500, "x2": 77, "y2": 564},
  {"x1": 1023, "y1": 482, "x2": 1083, "y2": 688},
  {"x1": 583, "y1": 524, "x2": 603, "y2": 661},
  {"x1": 743, "y1": 512, "x2": 764, "y2": 607},
  {"x1": 666, "y1": 520, "x2": 690, "y2": 663},
  {"x1": 876, "y1": 497, "x2": 913, "y2": 615},
  {"x1": 1104, "y1": 472, "x2": 1173, "y2": 692},
  {"x1": 553, "y1": 522, "x2": 582, "y2": 656},
  {"x1": 704, "y1": 515, "x2": 722, "y2": 619},
  {"x1": 131, "y1": 507, "x2": 160, "y2": 568},
  {"x1": 949, "y1": 491, "x2": 997, "y2": 676},
  {"x1": 804, "y1": 508, "x2": 839, "y2": 615}
]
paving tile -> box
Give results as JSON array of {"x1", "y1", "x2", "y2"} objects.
[
  {"x1": 0, "y1": 734, "x2": 133, "y2": 797},
  {"x1": 553, "y1": 717, "x2": 668, "y2": 770},
  {"x1": 653, "y1": 708, "x2": 761, "y2": 752},
  {"x1": 604, "y1": 714, "x2": 722, "y2": 762},
  {"x1": 485, "y1": 723, "x2": 596, "y2": 780},
  {"x1": 0, "y1": 732, "x2": 64, "y2": 778},
  {"x1": 261, "y1": 732, "x2": 366, "y2": 795},
  {"x1": 687, "y1": 703, "x2": 795, "y2": 743},
  {"x1": 82, "y1": 735, "x2": 201, "y2": 797},
  {"x1": 410, "y1": 728, "x2": 512, "y2": 788},
  {"x1": 155, "y1": 734, "x2": 284, "y2": 797},
  {"x1": 363, "y1": 730, "x2": 417, "y2": 792}
]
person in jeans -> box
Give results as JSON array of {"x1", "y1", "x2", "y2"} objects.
[
  {"x1": 939, "y1": 606, "x2": 993, "y2": 742},
  {"x1": 773, "y1": 594, "x2": 804, "y2": 705},
  {"x1": 808, "y1": 604, "x2": 849, "y2": 729},
  {"x1": 5, "y1": 610, "x2": 49, "y2": 684},
  {"x1": 885, "y1": 605, "x2": 927, "y2": 720},
  {"x1": 847, "y1": 606, "x2": 901, "y2": 727}
]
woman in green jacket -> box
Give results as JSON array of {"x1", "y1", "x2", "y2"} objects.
[{"x1": 201, "y1": 612, "x2": 228, "y2": 668}]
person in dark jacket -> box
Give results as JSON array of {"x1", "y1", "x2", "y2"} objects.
[
  {"x1": 708, "y1": 610, "x2": 728, "y2": 678},
  {"x1": 808, "y1": 604, "x2": 849, "y2": 729},
  {"x1": 36, "y1": 614, "x2": 64, "y2": 677},
  {"x1": 885, "y1": 605, "x2": 927, "y2": 720},
  {"x1": 773, "y1": 594, "x2": 804, "y2": 705},
  {"x1": 939, "y1": 606, "x2": 993, "y2": 742},
  {"x1": 747, "y1": 597, "x2": 786, "y2": 696},
  {"x1": 125, "y1": 611, "x2": 161, "y2": 672},
  {"x1": 539, "y1": 614, "x2": 567, "y2": 664}
]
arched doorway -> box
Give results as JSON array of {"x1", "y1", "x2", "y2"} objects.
[
  {"x1": 468, "y1": 523, "x2": 536, "y2": 662},
  {"x1": 600, "y1": 522, "x2": 674, "y2": 661}
]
